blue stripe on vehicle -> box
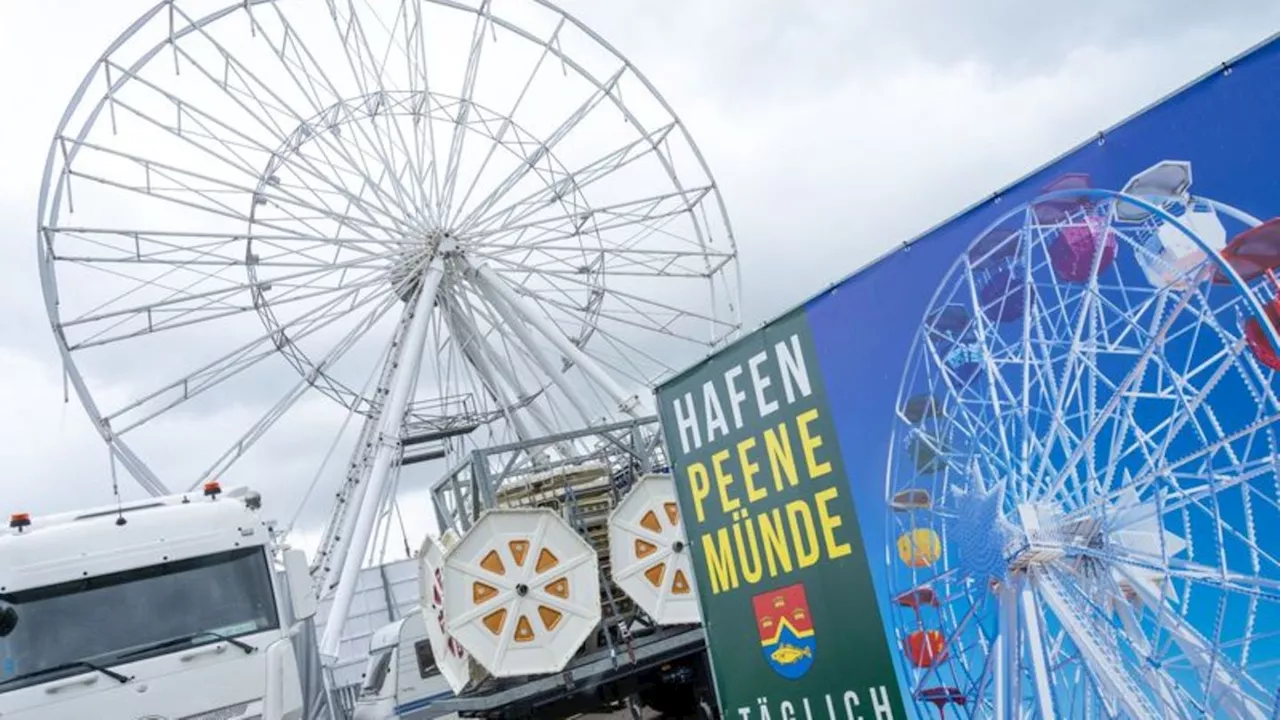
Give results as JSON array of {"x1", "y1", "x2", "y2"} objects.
[{"x1": 395, "y1": 690, "x2": 455, "y2": 715}]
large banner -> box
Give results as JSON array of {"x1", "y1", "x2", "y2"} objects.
[{"x1": 658, "y1": 35, "x2": 1280, "y2": 720}]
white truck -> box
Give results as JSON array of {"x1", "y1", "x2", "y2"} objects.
[
  {"x1": 351, "y1": 611, "x2": 455, "y2": 720},
  {"x1": 0, "y1": 482, "x2": 317, "y2": 720}
]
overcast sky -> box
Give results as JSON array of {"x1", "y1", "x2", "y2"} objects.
[{"x1": 2, "y1": 0, "x2": 1279, "y2": 560}]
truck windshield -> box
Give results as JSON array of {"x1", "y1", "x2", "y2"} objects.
[{"x1": 0, "y1": 546, "x2": 278, "y2": 692}]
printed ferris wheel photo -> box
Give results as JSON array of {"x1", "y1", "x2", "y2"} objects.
[{"x1": 886, "y1": 162, "x2": 1280, "y2": 718}]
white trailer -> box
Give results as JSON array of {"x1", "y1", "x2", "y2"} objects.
[
  {"x1": 0, "y1": 483, "x2": 317, "y2": 720},
  {"x1": 352, "y1": 611, "x2": 455, "y2": 720}
]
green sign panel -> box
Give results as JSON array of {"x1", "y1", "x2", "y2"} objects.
[{"x1": 656, "y1": 310, "x2": 906, "y2": 720}]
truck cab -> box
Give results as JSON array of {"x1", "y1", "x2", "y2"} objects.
[
  {"x1": 0, "y1": 483, "x2": 316, "y2": 720},
  {"x1": 352, "y1": 611, "x2": 455, "y2": 720}
]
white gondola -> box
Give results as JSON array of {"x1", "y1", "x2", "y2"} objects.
[
  {"x1": 418, "y1": 530, "x2": 478, "y2": 694},
  {"x1": 607, "y1": 474, "x2": 701, "y2": 626},
  {"x1": 442, "y1": 509, "x2": 600, "y2": 678}
]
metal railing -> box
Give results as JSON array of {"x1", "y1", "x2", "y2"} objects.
[{"x1": 429, "y1": 415, "x2": 666, "y2": 535}]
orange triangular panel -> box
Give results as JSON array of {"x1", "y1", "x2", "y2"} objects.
[
  {"x1": 640, "y1": 510, "x2": 661, "y2": 533},
  {"x1": 514, "y1": 615, "x2": 535, "y2": 643},
  {"x1": 545, "y1": 577, "x2": 569, "y2": 599},
  {"x1": 473, "y1": 582, "x2": 499, "y2": 604},
  {"x1": 481, "y1": 549, "x2": 505, "y2": 575},
  {"x1": 509, "y1": 540, "x2": 530, "y2": 566},
  {"x1": 538, "y1": 606, "x2": 563, "y2": 631},
  {"x1": 644, "y1": 563, "x2": 666, "y2": 588},
  {"x1": 672, "y1": 570, "x2": 691, "y2": 595},
  {"x1": 482, "y1": 609, "x2": 507, "y2": 635},
  {"x1": 536, "y1": 548, "x2": 559, "y2": 573},
  {"x1": 663, "y1": 502, "x2": 679, "y2": 526},
  {"x1": 635, "y1": 539, "x2": 657, "y2": 558}
]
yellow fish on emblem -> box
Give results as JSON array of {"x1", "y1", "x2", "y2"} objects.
[{"x1": 769, "y1": 643, "x2": 812, "y2": 665}]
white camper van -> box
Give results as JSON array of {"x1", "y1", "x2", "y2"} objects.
[{"x1": 352, "y1": 610, "x2": 456, "y2": 720}]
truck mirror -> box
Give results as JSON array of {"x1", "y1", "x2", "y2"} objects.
[
  {"x1": 283, "y1": 549, "x2": 317, "y2": 621},
  {"x1": 0, "y1": 606, "x2": 16, "y2": 637}
]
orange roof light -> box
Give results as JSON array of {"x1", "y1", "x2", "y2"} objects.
[
  {"x1": 203, "y1": 481, "x2": 222, "y2": 498},
  {"x1": 9, "y1": 513, "x2": 31, "y2": 530}
]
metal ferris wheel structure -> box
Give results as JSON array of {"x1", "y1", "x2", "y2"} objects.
[
  {"x1": 36, "y1": 0, "x2": 740, "y2": 660},
  {"x1": 885, "y1": 171, "x2": 1280, "y2": 718}
]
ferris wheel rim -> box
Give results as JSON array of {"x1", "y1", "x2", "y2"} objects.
[
  {"x1": 36, "y1": 0, "x2": 743, "y2": 499},
  {"x1": 884, "y1": 188, "x2": 1280, "y2": 717}
]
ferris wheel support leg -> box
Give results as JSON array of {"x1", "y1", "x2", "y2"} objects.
[
  {"x1": 471, "y1": 261, "x2": 651, "y2": 418},
  {"x1": 993, "y1": 579, "x2": 1021, "y2": 720},
  {"x1": 1115, "y1": 565, "x2": 1269, "y2": 719},
  {"x1": 447, "y1": 302, "x2": 585, "y2": 459},
  {"x1": 1021, "y1": 574, "x2": 1056, "y2": 720},
  {"x1": 442, "y1": 302, "x2": 546, "y2": 456},
  {"x1": 1114, "y1": 597, "x2": 1183, "y2": 714},
  {"x1": 320, "y1": 414, "x2": 383, "y2": 595},
  {"x1": 318, "y1": 260, "x2": 445, "y2": 663},
  {"x1": 469, "y1": 268, "x2": 600, "y2": 428}
]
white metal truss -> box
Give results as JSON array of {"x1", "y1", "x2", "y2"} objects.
[
  {"x1": 36, "y1": 0, "x2": 742, "y2": 665},
  {"x1": 885, "y1": 187, "x2": 1280, "y2": 718}
]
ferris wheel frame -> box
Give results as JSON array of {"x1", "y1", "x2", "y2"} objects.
[
  {"x1": 884, "y1": 185, "x2": 1280, "y2": 719},
  {"x1": 34, "y1": 0, "x2": 744, "y2": 500}
]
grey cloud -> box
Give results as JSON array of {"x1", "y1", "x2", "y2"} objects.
[{"x1": 3, "y1": 0, "x2": 1278, "y2": 557}]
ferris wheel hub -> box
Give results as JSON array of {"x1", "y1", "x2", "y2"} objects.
[{"x1": 389, "y1": 233, "x2": 460, "y2": 302}]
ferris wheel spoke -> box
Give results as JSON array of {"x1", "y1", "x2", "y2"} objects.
[
  {"x1": 499, "y1": 283, "x2": 665, "y2": 381},
  {"x1": 1097, "y1": 339, "x2": 1249, "y2": 506},
  {"x1": 194, "y1": 291, "x2": 401, "y2": 487},
  {"x1": 263, "y1": 135, "x2": 427, "y2": 248},
  {"x1": 442, "y1": 299, "x2": 543, "y2": 450},
  {"x1": 1090, "y1": 544, "x2": 1280, "y2": 600},
  {"x1": 483, "y1": 254, "x2": 734, "y2": 338},
  {"x1": 1027, "y1": 272, "x2": 1104, "y2": 497},
  {"x1": 1074, "y1": 456, "x2": 1273, "y2": 540},
  {"x1": 476, "y1": 242, "x2": 735, "y2": 280},
  {"x1": 1113, "y1": 563, "x2": 1274, "y2": 717},
  {"x1": 448, "y1": 17, "x2": 563, "y2": 227},
  {"x1": 469, "y1": 195, "x2": 728, "y2": 278},
  {"x1": 455, "y1": 63, "x2": 628, "y2": 232},
  {"x1": 109, "y1": 85, "x2": 405, "y2": 248},
  {"x1": 61, "y1": 252, "x2": 392, "y2": 351},
  {"x1": 67, "y1": 133, "x2": 411, "y2": 246},
  {"x1": 1130, "y1": 408, "x2": 1280, "y2": 494},
  {"x1": 102, "y1": 282, "x2": 396, "y2": 436},
  {"x1": 455, "y1": 288, "x2": 585, "y2": 452},
  {"x1": 322, "y1": 6, "x2": 436, "y2": 232},
  {"x1": 961, "y1": 263, "x2": 1019, "y2": 475},
  {"x1": 168, "y1": 18, "x2": 427, "y2": 236},
  {"x1": 1100, "y1": 292, "x2": 1185, "y2": 491},
  {"x1": 49, "y1": 228, "x2": 393, "y2": 268},
  {"x1": 466, "y1": 184, "x2": 715, "y2": 248},
  {"x1": 1018, "y1": 575, "x2": 1058, "y2": 720},
  {"x1": 403, "y1": 1, "x2": 443, "y2": 220},
  {"x1": 1036, "y1": 567, "x2": 1163, "y2": 719},
  {"x1": 490, "y1": 274, "x2": 703, "y2": 362},
  {"x1": 461, "y1": 121, "x2": 680, "y2": 237},
  {"x1": 1037, "y1": 281, "x2": 1201, "y2": 504},
  {"x1": 438, "y1": 0, "x2": 493, "y2": 224},
  {"x1": 100, "y1": 95, "x2": 382, "y2": 242},
  {"x1": 103, "y1": 66, "x2": 411, "y2": 241},
  {"x1": 470, "y1": 273, "x2": 599, "y2": 425}
]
